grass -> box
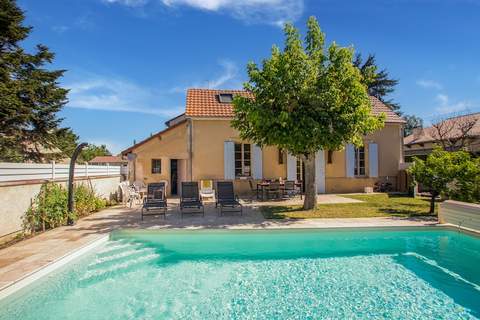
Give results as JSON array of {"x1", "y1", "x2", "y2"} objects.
[{"x1": 261, "y1": 194, "x2": 437, "y2": 219}]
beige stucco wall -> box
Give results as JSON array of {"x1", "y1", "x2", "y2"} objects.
[
  {"x1": 129, "y1": 122, "x2": 189, "y2": 195},
  {"x1": 192, "y1": 120, "x2": 286, "y2": 180},
  {"x1": 325, "y1": 123, "x2": 403, "y2": 192},
  {"x1": 191, "y1": 120, "x2": 288, "y2": 194},
  {"x1": 0, "y1": 176, "x2": 121, "y2": 244},
  {"x1": 128, "y1": 118, "x2": 403, "y2": 195}
]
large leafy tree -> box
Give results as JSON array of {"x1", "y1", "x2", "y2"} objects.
[
  {"x1": 408, "y1": 148, "x2": 480, "y2": 213},
  {"x1": 0, "y1": 0, "x2": 70, "y2": 162},
  {"x1": 79, "y1": 144, "x2": 111, "y2": 163},
  {"x1": 404, "y1": 114, "x2": 423, "y2": 137},
  {"x1": 354, "y1": 54, "x2": 425, "y2": 137},
  {"x1": 233, "y1": 17, "x2": 384, "y2": 210},
  {"x1": 353, "y1": 54, "x2": 400, "y2": 112}
]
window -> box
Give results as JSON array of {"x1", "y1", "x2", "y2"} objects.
[
  {"x1": 278, "y1": 148, "x2": 284, "y2": 164},
  {"x1": 296, "y1": 158, "x2": 303, "y2": 181},
  {"x1": 218, "y1": 93, "x2": 233, "y2": 103},
  {"x1": 327, "y1": 150, "x2": 333, "y2": 164},
  {"x1": 151, "y1": 159, "x2": 161, "y2": 174},
  {"x1": 234, "y1": 143, "x2": 251, "y2": 177},
  {"x1": 354, "y1": 147, "x2": 365, "y2": 176}
]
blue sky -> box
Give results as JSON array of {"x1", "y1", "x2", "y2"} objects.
[{"x1": 18, "y1": 0, "x2": 480, "y2": 154}]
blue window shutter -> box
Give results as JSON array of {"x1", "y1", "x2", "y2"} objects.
[
  {"x1": 287, "y1": 153, "x2": 297, "y2": 181},
  {"x1": 224, "y1": 141, "x2": 235, "y2": 180},
  {"x1": 369, "y1": 143, "x2": 379, "y2": 178},
  {"x1": 315, "y1": 150, "x2": 326, "y2": 193},
  {"x1": 346, "y1": 144, "x2": 355, "y2": 178},
  {"x1": 252, "y1": 144, "x2": 263, "y2": 179}
]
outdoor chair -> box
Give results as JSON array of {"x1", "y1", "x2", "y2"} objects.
[
  {"x1": 179, "y1": 182, "x2": 204, "y2": 218},
  {"x1": 141, "y1": 182, "x2": 167, "y2": 220},
  {"x1": 248, "y1": 179, "x2": 259, "y2": 201},
  {"x1": 132, "y1": 180, "x2": 146, "y2": 192},
  {"x1": 215, "y1": 181, "x2": 243, "y2": 216},
  {"x1": 266, "y1": 182, "x2": 282, "y2": 200},
  {"x1": 199, "y1": 179, "x2": 215, "y2": 201},
  {"x1": 119, "y1": 182, "x2": 141, "y2": 208},
  {"x1": 283, "y1": 180, "x2": 297, "y2": 198}
]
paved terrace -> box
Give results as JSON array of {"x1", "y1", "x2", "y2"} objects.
[{"x1": 0, "y1": 195, "x2": 437, "y2": 292}]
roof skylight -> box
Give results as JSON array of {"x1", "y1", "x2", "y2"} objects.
[{"x1": 218, "y1": 93, "x2": 234, "y2": 103}]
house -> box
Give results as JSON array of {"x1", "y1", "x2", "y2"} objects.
[
  {"x1": 89, "y1": 155, "x2": 127, "y2": 166},
  {"x1": 404, "y1": 113, "x2": 480, "y2": 162},
  {"x1": 89, "y1": 155, "x2": 128, "y2": 178},
  {"x1": 121, "y1": 89, "x2": 406, "y2": 196}
]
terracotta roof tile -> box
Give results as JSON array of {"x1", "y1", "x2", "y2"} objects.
[
  {"x1": 404, "y1": 112, "x2": 480, "y2": 145},
  {"x1": 368, "y1": 96, "x2": 405, "y2": 123},
  {"x1": 186, "y1": 89, "x2": 253, "y2": 118},
  {"x1": 89, "y1": 156, "x2": 126, "y2": 163},
  {"x1": 185, "y1": 88, "x2": 405, "y2": 123}
]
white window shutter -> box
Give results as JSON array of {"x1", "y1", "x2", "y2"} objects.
[
  {"x1": 252, "y1": 144, "x2": 263, "y2": 180},
  {"x1": 315, "y1": 150, "x2": 326, "y2": 193},
  {"x1": 369, "y1": 143, "x2": 379, "y2": 178},
  {"x1": 287, "y1": 153, "x2": 297, "y2": 181},
  {"x1": 346, "y1": 144, "x2": 355, "y2": 178},
  {"x1": 224, "y1": 141, "x2": 235, "y2": 180}
]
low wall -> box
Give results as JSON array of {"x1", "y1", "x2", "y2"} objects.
[
  {"x1": 0, "y1": 175, "x2": 121, "y2": 244},
  {"x1": 439, "y1": 200, "x2": 480, "y2": 232}
]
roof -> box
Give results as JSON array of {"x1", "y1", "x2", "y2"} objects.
[
  {"x1": 404, "y1": 112, "x2": 480, "y2": 145},
  {"x1": 164, "y1": 113, "x2": 186, "y2": 127},
  {"x1": 368, "y1": 96, "x2": 405, "y2": 123},
  {"x1": 185, "y1": 89, "x2": 253, "y2": 118},
  {"x1": 121, "y1": 119, "x2": 187, "y2": 155},
  {"x1": 89, "y1": 156, "x2": 126, "y2": 163},
  {"x1": 185, "y1": 88, "x2": 405, "y2": 123}
]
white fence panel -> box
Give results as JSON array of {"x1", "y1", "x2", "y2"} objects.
[{"x1": 0, "y1": 162, "x2": 122, "y2": 183}]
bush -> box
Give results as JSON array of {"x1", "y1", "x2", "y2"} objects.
[
  {"x1": 23, "y1": 182, "x2": 110, "y2": 234},
  {"x1": 408, "y1": 148, "x2": 480, "y2": 213}
]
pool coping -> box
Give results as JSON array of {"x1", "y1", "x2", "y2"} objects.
[
  {"x1": 0, "y1": 223, "x2": 478, "y2": 302},
  {"x1": 0, "y1": 235, "x2": 109, "y2": 301}
]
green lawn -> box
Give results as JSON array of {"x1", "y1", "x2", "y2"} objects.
[{"x1": 261, "y1": 194, "x2": 437, "y2": 219}]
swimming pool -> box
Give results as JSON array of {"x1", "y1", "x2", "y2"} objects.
[{"x1": 0, "y1": 227, "x2": 479, "y2": 319}]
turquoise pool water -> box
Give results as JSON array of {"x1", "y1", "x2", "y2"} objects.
[{"x1": 0, "y1": 227, "x2": 479, "y2": 319}]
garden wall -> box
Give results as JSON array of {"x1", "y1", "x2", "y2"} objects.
[
  {"x1": 439, "y1": 200, "x2": 480, "y2": 232},
  {"x1": 0, "y1": 176, "x2": 121, "y2": 244}
]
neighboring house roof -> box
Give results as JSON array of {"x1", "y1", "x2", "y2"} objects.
[
  {"x1": 89, "y1": 156, "x2": 126, "y2": 163},
  {"x1": 185, "y1": 88, "x2": 405, "y2": 123},
  {"x1": 404, "y1": 112, "x2": 480, "y2": 145}
]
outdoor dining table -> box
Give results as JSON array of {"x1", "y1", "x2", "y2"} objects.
[{"x1": 256, "y1": 181, "x2": 303, "y2": 201}]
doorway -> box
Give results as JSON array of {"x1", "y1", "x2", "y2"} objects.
[
  {"x1": 170, "y1": 159, "x2": 178, "y2": 195},
  {"x1": 296, "y1": 159, "x2": 305, "y2": 193}
]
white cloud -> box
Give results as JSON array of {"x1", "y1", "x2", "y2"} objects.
[
  {"x1": 66, "y1": 75, "x2": 182, "y2": 116},
  {"x1": 103, "y1": 0, "x2": 304, "y2": 26},
  {"x1": 435, "y1": 94, "x2": 471, "y2": 114},
  {"x1": 52, "y1": 25, "x2": 69, "y2": 33},
  {"x1": 203, "y1": 60, "x2": 239, "y2": 88},
  {"x1": 102, "y1": 0, "x2": 147, "y2": 7},
  {"x1": 416, "y1": 79, "x2": 443, "y2": 90},
  {"x1": 169, "y1": 59, "x2": 242, "y2": 93}
]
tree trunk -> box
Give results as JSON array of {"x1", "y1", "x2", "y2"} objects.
[
  {"x1": 429, "y1": 192, "x2": 436, "y2": 214},
  {"x1": 303, "y1": 153, "x2": 317, "y2": 210}
]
